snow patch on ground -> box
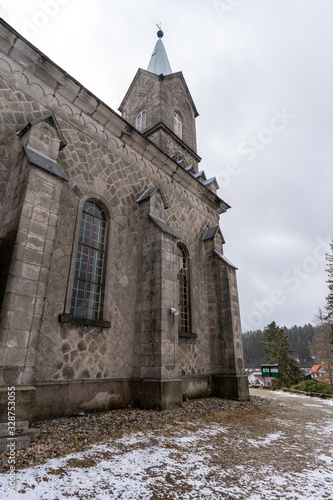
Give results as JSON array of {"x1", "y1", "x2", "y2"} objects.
[
  {"x1": 317, "y1": 453, "x2": 333, "y2": 465},
  {"x1": 274, "y1": 391, "x2": 309, "y2": 399},
  {"x1": 275, "y1": 391, "x2": 333, "y2": 406},
  {"x1": 247, "y1": 431, "x2": 284, "y2": 448},
  {"x1": 1, "y1": 391, "x2": 333, "y2": 500},
  {"x1": 1, "y1": 442, "x2": 332, "y2": 500}
]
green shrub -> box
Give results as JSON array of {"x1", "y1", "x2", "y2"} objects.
[{"x1": 291, "y1": 380, "x2": 333, "y2": 394}]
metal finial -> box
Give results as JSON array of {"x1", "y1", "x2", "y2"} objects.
[{"x1": 156, "y1": 22, "x2": 163, "y2": 38}]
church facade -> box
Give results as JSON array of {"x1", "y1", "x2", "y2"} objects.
[{"x1": 0, "y1": 20, "x2": 248, "y2": 422}]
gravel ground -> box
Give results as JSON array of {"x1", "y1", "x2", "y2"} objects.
[
  {"x1": 0, "y1": 395, "x2": 270, "y2": 472},
  {"x1": 0, "y1": 389, "x2": 332, "y2": 499}
]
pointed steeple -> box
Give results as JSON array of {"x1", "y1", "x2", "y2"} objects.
[
  {"x1": 147, "y1": 28, "x2": 172, "y2": 76},
  {"x1": 119, "y1": 25, "x2": 200, "y2": 171}
]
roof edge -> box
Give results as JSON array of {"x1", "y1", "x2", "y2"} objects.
[
  {"x1": 118, "y1": 68, "x2": 199, "y2": 118},
  {"x1": 0, "y1": 19, "x2": 229, "y2": 215}
]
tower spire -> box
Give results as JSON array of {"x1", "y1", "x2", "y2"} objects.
[{"x1": 147, "y1": 25, "x2": 172, "y2": 76}]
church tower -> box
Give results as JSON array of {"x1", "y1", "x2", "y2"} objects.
[{"x1": 119, "y1": 28, "x2": 201, "y2": 171}]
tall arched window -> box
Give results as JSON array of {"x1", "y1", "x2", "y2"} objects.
[
  {"x1": 70, "y1": 201, "x2": 106, "y2": 320},
  {"x1": 174, "y1": 112, "x2": 182, "y2": 139},
  {"x1": 136, "y1": 110, "x2": 147, "y2": 132},
  {"x1": 177, "y1": 244, "x2": 190, "y2": 334}
]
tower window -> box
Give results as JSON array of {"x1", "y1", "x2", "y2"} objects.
[
  {"x1": 70, "y1": 201, "x2": 106, "y2": 320},
  {"x1": 136, "y1": 110, "x2": 147, "y2": 132},
  {"x1": 174, "y1": 112, "x2": 182, "y2": 139},
  {"x1": 177, "y1": 243, "x2": 190, "y2": 334}
]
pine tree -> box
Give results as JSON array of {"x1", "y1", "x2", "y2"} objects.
[{"x1": 262, "y1": 321, "x2": 301, "y2": 388}]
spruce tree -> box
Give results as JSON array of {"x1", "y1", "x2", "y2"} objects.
[{"x1": 262, "y1": 321, "x2": 301, "y2": 388}]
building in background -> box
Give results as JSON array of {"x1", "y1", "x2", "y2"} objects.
[
  {"x1": 310, "y1": 365, "x2": 333, "y2": 385},
  {"x1": 0, "y1": 20, "x2": 248, "y2": 423}
]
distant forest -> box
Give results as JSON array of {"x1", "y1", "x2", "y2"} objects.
[{"x1": 242, "y1": 324, "x2": 316, "y2": 368}]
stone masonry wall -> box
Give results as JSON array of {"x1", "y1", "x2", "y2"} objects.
[
  {"x1": 0, "y1": 54, "x2": 219, "y2": 386},
  {"x1": 119, "y1": 70, "x2": 199, "y2": 170},
  {"x1": 158, "y1": 130, "x2": 200, "y2": 172},
  {"x1": 161, "y1": 73, "x2": 197, "y2": 153},
  {"x1": 227, "y1": 267, "x2": 246, "y2": 375},
  {"x1": 0, "y1": 158, "x2": 64, "y2": 387},
  {"x1": 0, "y1": 79, "x2": 43, "y2": 310},
  {"x1": 34, "y1": 132, "x2": 218, "y2": 383},
  {"x1": 0, "y1": 20, "x2": 248, "y2": 411},
  {"x1": 35, "y1": 136, "x2": 148, "y2": 382},
  {"x1": 120, "y1": 71, "x2": 161, "y2": 135}
]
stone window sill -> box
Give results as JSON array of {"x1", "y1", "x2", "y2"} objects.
[
  {"x1": 179, "y1": 332, "x2": 197, "y2": 339},
  {"x1": 59, "y1": 314, "x2": 111, "y2": 328}
]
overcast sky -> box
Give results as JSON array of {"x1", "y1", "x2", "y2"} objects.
[{"x1": 1, "y1": 0, "x2": 333, "y2": 332}]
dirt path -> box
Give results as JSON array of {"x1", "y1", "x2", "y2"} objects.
[{"x1": 0, "y1": 389, "x2": 332, "y2": 499}]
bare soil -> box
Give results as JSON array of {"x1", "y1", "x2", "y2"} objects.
[{"x1": 1, "y1": 389, "x2": 332, "y2": 499}]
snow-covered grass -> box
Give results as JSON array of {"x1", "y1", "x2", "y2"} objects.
[{"x1": 0, "y1": 392, "x2": 332, "y2": 500}]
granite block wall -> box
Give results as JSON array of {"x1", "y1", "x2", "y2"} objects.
[{"x1": 0, "y1": 19, "x2": 249, "y2": 419}]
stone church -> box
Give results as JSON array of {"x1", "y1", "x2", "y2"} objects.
[{"x1": 0, "y1": 19, "x2": 249, "y2": 423}]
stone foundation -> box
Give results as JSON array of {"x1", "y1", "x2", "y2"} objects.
[
  {"x1": 132, "y1": 379, "x2": 183, "y2": 410},
  {"x1": 0, "y1": 375, "x2": 249, "y2": 423},
  {"x1": 181, "y1": 375, "x2": 212, "y2": 399},
  {"x1": 213, "y1": 375, "x2": 250, "y2": 401},
  {"x1": 32, "y1": 380, "x2": 131, "y2": 420},
  {"x1": 0, "y1": 386, "x2": 36, "y2": 423}
]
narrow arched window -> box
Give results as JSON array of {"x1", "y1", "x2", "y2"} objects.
[
  {"x1": 177, "y1": 244, "x2": 190, "y2": 334},
  {"x1": 70, "y1": 201, "x2": 106, "y2": 320},
  {"x1": 136, "y1": 110, "x2": 147, "y2": 132},
  {"x1": 174, "y1": 112, "x2": 182, "y2": 139}
]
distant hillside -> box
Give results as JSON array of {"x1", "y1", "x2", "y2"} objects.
[{"x1": 242, "y1": 323, "x2": 316, "y2": 368}]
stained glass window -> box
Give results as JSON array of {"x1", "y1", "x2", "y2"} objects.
[
  {"x1": 177, "y1": 244, "x2": 190, "y2": 334},
  {"x1": 71, "y1": 201, "x2": 106, "y2": 320}
]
